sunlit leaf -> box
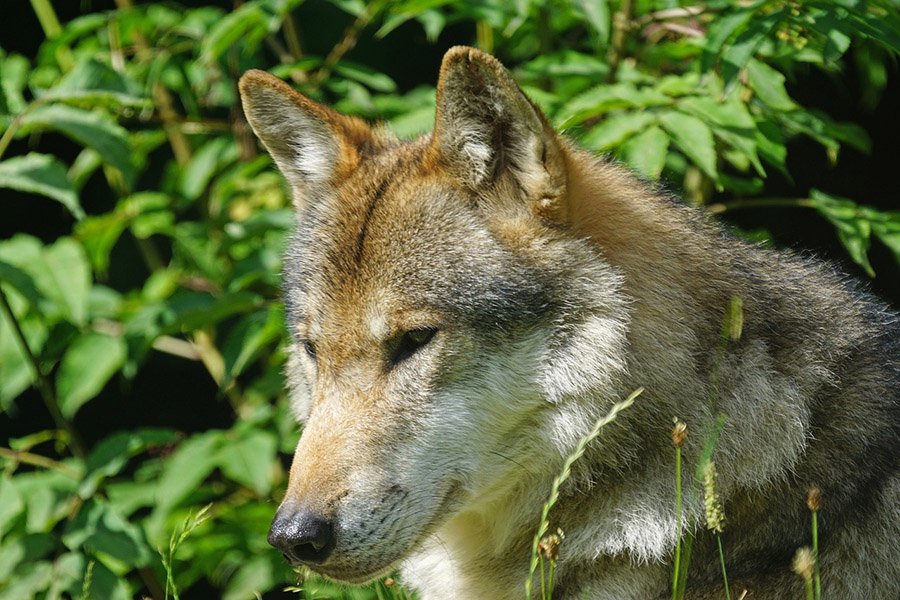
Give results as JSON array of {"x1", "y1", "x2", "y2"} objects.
[
  {"x1": 18, "y1": 105, "x2": 135, "y2": 187},
  {"x1": 659, "y1": 111, "x2": 718, "y2": 181},
  {"x1": 622, "y1": 125, "x2": 669, "y2": 180},
  {"x1": 0, "y1": 153, "x2": 83, "y2": 220},
  {"x1": 57, "y1": 332, "x2": 127, "y2": 418}
]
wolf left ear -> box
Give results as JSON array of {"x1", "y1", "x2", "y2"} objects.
[
  {"x1": 432, "y1": 47, "x2": 567, "y2": 208},
  {"x1": 239, "y1": 70, "x2": 375, "y2": 208}
]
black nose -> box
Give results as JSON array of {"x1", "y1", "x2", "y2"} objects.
[{"x1": 267, "y1": 504, "x2": 335, "y2": 564}]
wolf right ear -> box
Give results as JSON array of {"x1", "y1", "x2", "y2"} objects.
[
  {"x1": 431, "y1": 47, "x2": 567, "y2": 212},
  {"x1": 239, "y1": 70, "x2": 375, "y2": 208}
]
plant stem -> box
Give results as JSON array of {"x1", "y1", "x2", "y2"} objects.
[
  {"x1": 113, "y1": 0, "x2": 193, "y2": 166},
  {"x1": 607, "y1": 0, "x2": 634, "y2": 82},
  {"x1": 539, "y1": 555, "x2": 546, "y2": 599},
  {"x1": 476, "y1": 21, "x2": 495, "y2": 54},
  {"x1": 811, "y1": 510, "x2": 821, "y2": 599},
  {"x1": 805, "y1": 579, "x2": 815, "y2": 600},
  {"x1": 717, "y1": 534, "x2": 732, "y2": 600},
  {"x1": 312, "y1": 0, "x2": 386, "y2": 88},
  {"x1": 0, "y1": 446, "x2": 81, "y2": 477},
  {"x1": 283, "y1": 11, "x2": 304, "y2": 60},
  {"x1": 0, "y1": 286, "x2": 86, "y2": 458},
  {"x1": 674, "y1": 531, "x2": 694, "y2": 600},
  {"x1": 525, "y1": 388, "x2": 642, "y2": 598},
  {"x1": 671, "y1": 445, "x2": 683, "y2": 599},
  {"x1": 28, "y1": 0, "x2": 75, "y2": 70},
  {"x1": 547, "y1": 560, "x2": 556, "y2": 599},
  {"x1": 707, "y1": 197, "x2": 815, "y2": 214}
]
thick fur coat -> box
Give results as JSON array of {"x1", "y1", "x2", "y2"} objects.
[{"x1": 239, "y1": 47, "x2": 900, "y2": 599}]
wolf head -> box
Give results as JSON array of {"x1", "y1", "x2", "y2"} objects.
[{"x1": 240, "y1": 47, "x2": 629, "y2": 582}]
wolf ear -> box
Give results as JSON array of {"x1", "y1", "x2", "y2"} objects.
[
  {"x1": 432, "y1": 47, "x2": 566, "y2": 204},
  {"x1": 239, "y1": 70, "x2": 374, "y2": 208}
]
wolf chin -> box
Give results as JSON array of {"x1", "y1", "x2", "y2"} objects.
[{"x1": 239, "y1": 47, "x2": 899, "y2": 599}]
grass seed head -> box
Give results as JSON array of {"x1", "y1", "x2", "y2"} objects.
[
  {"x1": 672, "y1": 419, "x2": 687, "y2": 448},
  {"x1": 792, "y1": 546, "x2": 815, "y2": 583},
  {"x1": 703, "y1": 461, "x2": 725, "y2": 533},
  {"x1": 538, "y1": 529, "x2": 564, "y2": 562},
  {"x1": 807, "y1": 486, "x2": 821, "y2": 512}
]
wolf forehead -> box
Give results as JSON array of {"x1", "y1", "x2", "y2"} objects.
[{"x1": 280, "y1": 139, "x2": 555, "y2": 337}]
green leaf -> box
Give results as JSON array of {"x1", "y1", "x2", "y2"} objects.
[
  {"x1": 809, "y1": 190, "x2": 874, "y2": 276},
  {"x1": 57, "y1": 332, "x2": 126, "y2": 418},
  {"x1": 13, "y1": 470, "x2": 78, "y2": 533},
  {"x1": 0, "y1": 478, "x2": 25, "y2": 539},
  {"x1": 154, "y1": 432, "x2": 223, "y2": 513},
  {"x1": 201, "y1": 3, "x2": 270, "y2": 63},
  {"x1": 678, "y1": 96, "x2": 763, "y2": 176},
  {"x1": 621, "y1": 125, "x2": 669, "y2": 180},
  {"x1": 0, "y1": 316, "x2": 44, "y2": 410},
  {"x1": 580, "y1": 112, "x2": 655, "y2": 152},
  {"x1": 0, "y1": 52, "x2": 30, "y2": 114},
  {"x1": 179, "y1": 137, "x2": 239, "y2": 201},
  {"x1": 0, "y1": 534, "x2": 54, "y2": 584},
  {"x1": 217, "y1": 429, "x2": 278, "y2": 495},
  {"x1": 658, "y1": 111, "x2": 718, "y2": 180},
  {"x1": 0, "y1": 561, "x2": 53, "y2": 599},
  {"x1": 163, "y1": 291, "x2": 263, "y2": 332},
  {"x1": 745, "y1": 59, "x2": 796, "y2": 111},
  {"x1": 871, "y1": 215, "x2": 900, "y2": 269},
  {"x1": 18, "y1": 105, "x2": 135, "y2": 187},
  {"x1": 62, "y1": 500, "x2": 152, "y2": 568},
  {"x1": 334, "y1": 61, "x2": 397, "y2": 93},
  {"x1": 557, "y1": 83, "x2": 669, "y2": 128},
  {"x1": 754, "y1": 119, "x2": 788, "y2": 176},
  {"x1": 0, "y1": 154, "x2": 83, "y2": 219},
  {"x1": 0, "y1": 259, "x2": 41, "y2": 308},
  {"x1": 824, "y1": 26, "x2": 852, "y2": 65},
  {"x1": 223, "y1": 555, "x2": 275, "y2": 600},
  {"x1": 575, "y1": 0, "x2": 610, "y2": 44},
  {"x1": 720, "y1": 9, "x2": 785, "y2": 90},
  {"x1": 38, "y1": 57, "x2": 149, "y2": 111},
  {"x1": 34, "y1": 237, "x2": 91, "y2": 326},
  {"x1": 222, "y1": 306, "x2": 284, "y2": 382},
  {"x1": 700, "y1": 5, "x2": 757, "y2": 73},
  {"x1": 79, "y1": 429, "x2": 178, "y2": 498},
  {"x1": 75, "y1": 212, "x2": 129, "y2": 277}
]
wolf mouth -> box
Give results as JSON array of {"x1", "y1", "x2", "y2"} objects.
[{"x1": 307, "y1": 482, "x2": 463, "y2": 584}]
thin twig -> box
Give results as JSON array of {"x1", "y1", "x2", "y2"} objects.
[
  {"x1": 0, "y1": 286, "x2": 87, "y2": 458},
  {"x1": 707, "y1": 197, "x2": 815, "y2": 214},
  {"x1": 28, "y1": 0, "x2": 75, "y2": 70},
  {"x1": 607, "y1": 0, "x2": 635, "y2": 83},
  {"x1": 637, "y1": 5, "x2": 707, "y2": 24},
  {"x1": 283, "y1": 11, "x2": 304, "y2": 60},
  {"x1": 0, "y1": 446, "x2": 81, "y2": 477},
  {"x1": 311, "y1": 1, "x2": 386, "y2": 88},
  {"x1": 113, "y1": 0, "x2": 192, "y2": 166}
]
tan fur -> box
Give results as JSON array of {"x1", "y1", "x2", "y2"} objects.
[{"x1": 241, "y1": 47, "x2": 900, "y2": 599}]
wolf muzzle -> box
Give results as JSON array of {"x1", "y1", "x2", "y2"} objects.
[{"x1": 268, "y1": 501, "x2": 335, "y2": 565}]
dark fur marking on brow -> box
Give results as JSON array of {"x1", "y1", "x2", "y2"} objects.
[{"x1": 353, "y1": 176, "x2": 390, "y2": 265}]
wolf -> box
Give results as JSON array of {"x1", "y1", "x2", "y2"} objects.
[{"x1": 239, "y1": 47, "x2": 900, "y2": 599}]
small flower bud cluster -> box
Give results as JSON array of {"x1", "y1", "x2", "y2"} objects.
[
  {"x1": 672, "y1": 419, "x2": 687, "y2": 448},
  {"x1": 538, "y1": 528, "x2": 565, "y2": 562}
]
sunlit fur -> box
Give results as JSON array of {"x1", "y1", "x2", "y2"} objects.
[{"x1": 240, "y1": 47, "x2": 899, "y2": 599}]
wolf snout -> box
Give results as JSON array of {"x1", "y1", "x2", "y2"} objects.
[{"x1": 268, "y1": 503, "x2": 335, "y2": 565}]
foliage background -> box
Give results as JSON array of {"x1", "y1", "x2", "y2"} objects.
[{"x1": 1, "y1": 0, "x2": 898, "y2": 598}]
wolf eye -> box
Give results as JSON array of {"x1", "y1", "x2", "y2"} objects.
[
  {"x1": 300, "y1": 339, "x2": 316, "y2": 361},
  {"x1": 390, "y1": 328, "x2": 437, "y2": 366}
]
